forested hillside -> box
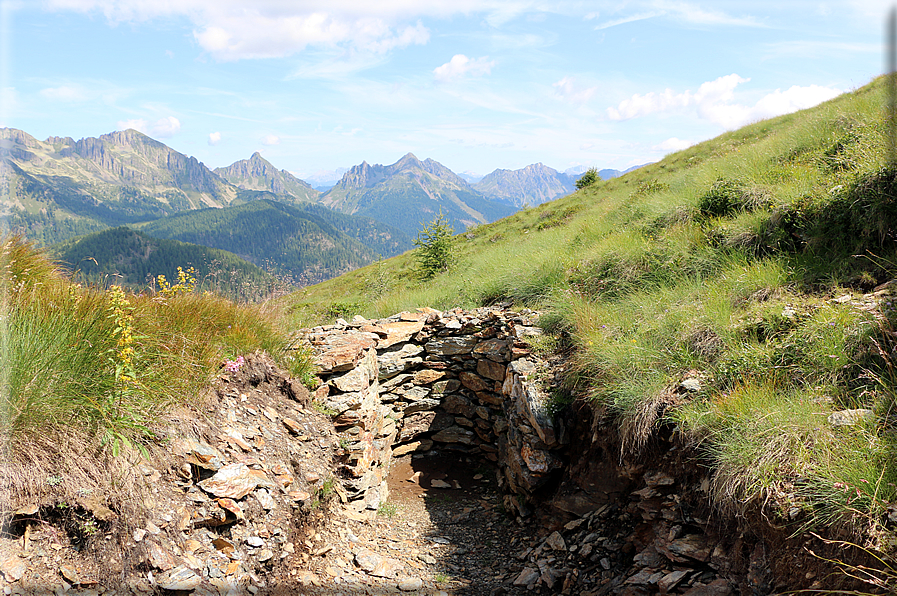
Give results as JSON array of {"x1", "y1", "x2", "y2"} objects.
[
  {"x1": 52, "y1": 227, "x2": 278, "y2": 300},
  {"x1": 140, "y1": 199, "x2": 410, "y2": 285}
]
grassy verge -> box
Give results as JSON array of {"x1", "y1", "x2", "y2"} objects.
[{"x1": 1, "y1": 235, "x2": 314, "y2": 477}]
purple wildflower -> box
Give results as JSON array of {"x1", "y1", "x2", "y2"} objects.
[{"x1": 224, "y1": 356, "x2": 245, "y2": 373}]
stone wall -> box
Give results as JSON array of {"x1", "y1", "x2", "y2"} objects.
[{"x1": 303, "y1": 307, "x2": 566, "y2": 516}]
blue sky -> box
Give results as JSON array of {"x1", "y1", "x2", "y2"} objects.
[{"x1": 0, "y1": 1, "x2": 889, "y2": 181}]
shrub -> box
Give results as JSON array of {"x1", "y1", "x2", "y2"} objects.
[
  {"x1": 575, "y1": 168, "x2": 599, "y2": 190},
  {"x1": 413, "y1": 211, "x2": 454, "y2": 279}
]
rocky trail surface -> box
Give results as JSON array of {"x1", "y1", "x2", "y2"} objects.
[{"x1": 0, "y1": 307, "x2": 877, "y2": 595}]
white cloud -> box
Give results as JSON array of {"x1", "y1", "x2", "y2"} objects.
[
  {"x1": 191, "y1": 15, "x2": 429, "y2": 60},
  {"x1": 434, "y1": 54, "x2": 495, "y2": 82},
  {"x1": 261, "y1": 134, "x2": 280, "y2": 145},
  {"x1": 654, "y1": 137, "x2": 693, "y2": 151},
  {"x1": 655, "y1": 1, "x2": 763, "y2": 27},
  {"x1": 750, "y1": 84, "x2": 842, "y2": 119},
  {"x1": 39, "y1": 85, "x2": 88, "y2": 101},
  {"x1": 607, "y1": 74, "x2": 841, "y2": 129},
  {"x1": 553, "y1": 77, "x2": 596, "y2": 104},
  {"x1": 116, "y1": 116, "x2": 181, "y2": 138},
  {"x1": 208, "y1": 131, "x2": 221, "y2": 145},
  {"x1": 43, "y1": 0, "x2": 473, "y2": 61}
]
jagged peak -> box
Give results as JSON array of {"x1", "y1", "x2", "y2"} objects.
[
  {"x1": 392, "y1": 152, "x2": 422, "y2": 170},
  {"x1": 0, "y1": 127, "x2": 39, "y2": 147}
]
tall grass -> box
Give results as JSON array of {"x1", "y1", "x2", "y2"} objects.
[{"x1": 0, "y1": 236, "x2": 314, "y2": 446}]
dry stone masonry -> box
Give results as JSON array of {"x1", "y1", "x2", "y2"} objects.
[{"x1": 304, "y1": 306, "x2": 566, "y2": 517}]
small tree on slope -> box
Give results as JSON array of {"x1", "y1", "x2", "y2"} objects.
[{"x1": 414, "y1": 211, "x2": 454, "y2": 279}]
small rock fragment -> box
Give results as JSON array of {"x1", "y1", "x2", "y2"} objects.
[
  {"x1": 398, "y1": 577, "x2": 424, "y2": 591},
  {"x1": 156, "y1": 566, "x2": 202, "y2": 591},
  {"x1": 545, "y1": 531, "x2": 566, "y2": 551},
  {"x1": 513, "y1": 567, "x2": 540, "y2": 587}
]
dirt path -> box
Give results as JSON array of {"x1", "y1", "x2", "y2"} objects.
[{"x1": 290, "y1": 450, "x2": 543, "y2": 595}]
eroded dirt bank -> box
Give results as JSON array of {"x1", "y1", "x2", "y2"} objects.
[{"x1": 0, "y1": 307, "x2": 883, "y2": 595}]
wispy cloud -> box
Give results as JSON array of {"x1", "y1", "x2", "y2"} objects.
[
  {"x1": 608, "y1": 74, "x2": 841, "y2": 129},
  {"x1": 593, "y1": 11, "x2": 662, "y2": 30},
  {"x1": 39, "y1": 85, "x2": 88, "y2": 101},
  {"x1": 261, "y1": 134, "x2": 280, "y2": 145},
  {"x1": 594, "y1": 1, "x2": 763, "y2": 30},
  {"x1": 654, "y1": 137, "x2": 692, "y2": 151},
  {"x1": 656, "y1": 1, "x2": 764, "y2": 27},
  {"x1": 553, "y1": 77, "x2": 596, "y2": 104},
  {"x1": 41, "y1": 1, "x2": 538, "y2": 62},
  {"x1": 434, "y1": 55, "x2": 496, "y2": 82},
  {"x1": 116, "y1": 115, "x2": 181, "y2": 138},
  {"x1": 763, "y1": 40, "x2": 880, "y2": 59}
]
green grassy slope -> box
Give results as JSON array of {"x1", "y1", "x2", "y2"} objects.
[{"x1": 290, "y1": 76, "x2": 897, "y2": 552}]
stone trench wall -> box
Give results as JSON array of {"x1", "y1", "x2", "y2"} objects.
[{"x1": 303, "y1": 306, "x2": 565, "y2": 517}]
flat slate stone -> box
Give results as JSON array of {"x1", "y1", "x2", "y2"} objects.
[{"x1": 425, "y1": 336, "x2": 478, "y2": 355}]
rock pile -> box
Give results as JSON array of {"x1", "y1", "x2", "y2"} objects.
[
  {"x1": 509, "y1": 466, "x2": 742, "y2": 595},
  {"x1": 303, "y1": 306, "x2": 567, "y2": 517}
]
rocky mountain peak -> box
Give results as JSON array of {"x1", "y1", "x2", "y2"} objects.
[
  {"x1": 214, "y1": 153, "x2": 319, "y2": 203},
  {"x1": 392, "y1": 153, "x2": 422, "y2": 170}
]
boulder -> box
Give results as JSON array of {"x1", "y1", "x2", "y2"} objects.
[
  {"x1": 378, "y1": 344, "x2": 424, "y2": 380},
  {"x1": 459, "y1": 371, "x2": 490, "y2": 392}
]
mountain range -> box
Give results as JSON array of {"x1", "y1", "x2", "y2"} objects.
[
  {"x1": 1, "y1": 126, "x2": 637, "y2": 286},
  {"x1": 320, "y1": 153, "x2": 516, "y2": 236}
]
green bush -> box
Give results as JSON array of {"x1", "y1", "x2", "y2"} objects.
[
  {"x1": 413, "y1": 211, "x2": 455, "y2": 279},
  {"x1": 575, "y1": 168, "x2": 599, "y2": 190}
]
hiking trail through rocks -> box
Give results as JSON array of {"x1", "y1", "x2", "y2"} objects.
[{"x1": 0, "y1": 307, "x2": 878, "y2": 595}]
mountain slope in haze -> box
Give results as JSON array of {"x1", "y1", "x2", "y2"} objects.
[
  {"x1": 52, "y1": 227, "x2": 277, "y2": 299},
  {"x1": 1, "y1": 127, "x2": 239, "y2": 244},
  {"x1": 321, "y1": 153, "x2": 516, "y2": 236},
  {"x1": 562, "y1": 164, "x2": 651, "y2": 181},
  {"x1": 140, "y1": 199, "x2": 410, "y2": 285},
  {"x1": 215, "y1": 152, "x2": 320, "y2": 204},
  {"x1": 474, "y1": 163, "x2": 575, "y2": 207},
  {"x1": 598, "y1": 164, "x2": 652, "y2": 180}
]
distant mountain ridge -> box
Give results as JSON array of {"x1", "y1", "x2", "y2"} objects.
[
  {"x1": 3, "y1": 125, "x2": 647, "y2": 286},
  {"x1": 214, "y1": 152, "x2": 320, "y2": 204},
  {"x1": 320, "y1": 153, "x2": 515, "y2": 236},
  {"x1": 2, "y1": 127, "x2": 241, "y2": 244},
  {"x1": 1, "y1": 127, "x2": 410, "y2": 284},
  {"x1": 474, "y1": 163, "x2": 575, "y2": 208}
]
